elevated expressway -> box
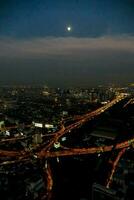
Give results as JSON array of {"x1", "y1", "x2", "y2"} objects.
[
  {"x1": 0, "y1": 93, "x2": 131, "y2": 159},
  {"x1": 0, "y1": 94, "x2": 133, "y2": 196}
]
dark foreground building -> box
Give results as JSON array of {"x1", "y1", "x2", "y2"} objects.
[{"x1": 92, "y1": 183, "x2": 119, "y2": 200}]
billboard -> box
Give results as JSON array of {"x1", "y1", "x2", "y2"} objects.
[{"x1": 33, "y1": 122, "x2": 43, "y2": 128}]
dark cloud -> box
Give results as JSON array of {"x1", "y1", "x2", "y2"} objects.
[
  {"x1": 0, "y1": 36, "x2": 134, "y2": 57},
  {"x1": 0, "y1": 36, "x2": 134, "y2": 87}
]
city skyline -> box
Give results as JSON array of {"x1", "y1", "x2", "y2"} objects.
[{"x1": 0, "y1": 0, "x2": 134, "y2": 87}]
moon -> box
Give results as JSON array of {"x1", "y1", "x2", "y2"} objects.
[{"x1": 67, "y1": 26, "x2": 72, "y2": 32}]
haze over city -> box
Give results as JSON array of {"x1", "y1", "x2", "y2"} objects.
[{"x1": 0, "y1": 0, "x2": 134, "y2": 87}]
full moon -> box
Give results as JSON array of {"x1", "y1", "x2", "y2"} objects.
[{"x1": 67, "y1": 26, "x2": 72, "y2": 32}]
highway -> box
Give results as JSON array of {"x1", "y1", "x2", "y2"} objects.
[
  {"x1": 0, "y1": 136, "x2": 133, "y2": 159},
  {"x1": 40, "y1": 94, "x2": 126, "y2": 152},
  {"x1": 106, "y1": 148, "x2": 126, "y2": 188},
  {"x1": 0, "y1": 94, "x2": 131, "y2": 197},
  {"x1": 0, "y1": 94, "x2": 129, "y2": 160},
  {"x1": 37, "y1": 137, "x2": 134, "y2": 158}
]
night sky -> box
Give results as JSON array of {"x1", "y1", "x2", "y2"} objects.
[{"x1": 0, "y1": 0, "x2": 134, "y2": 87}]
